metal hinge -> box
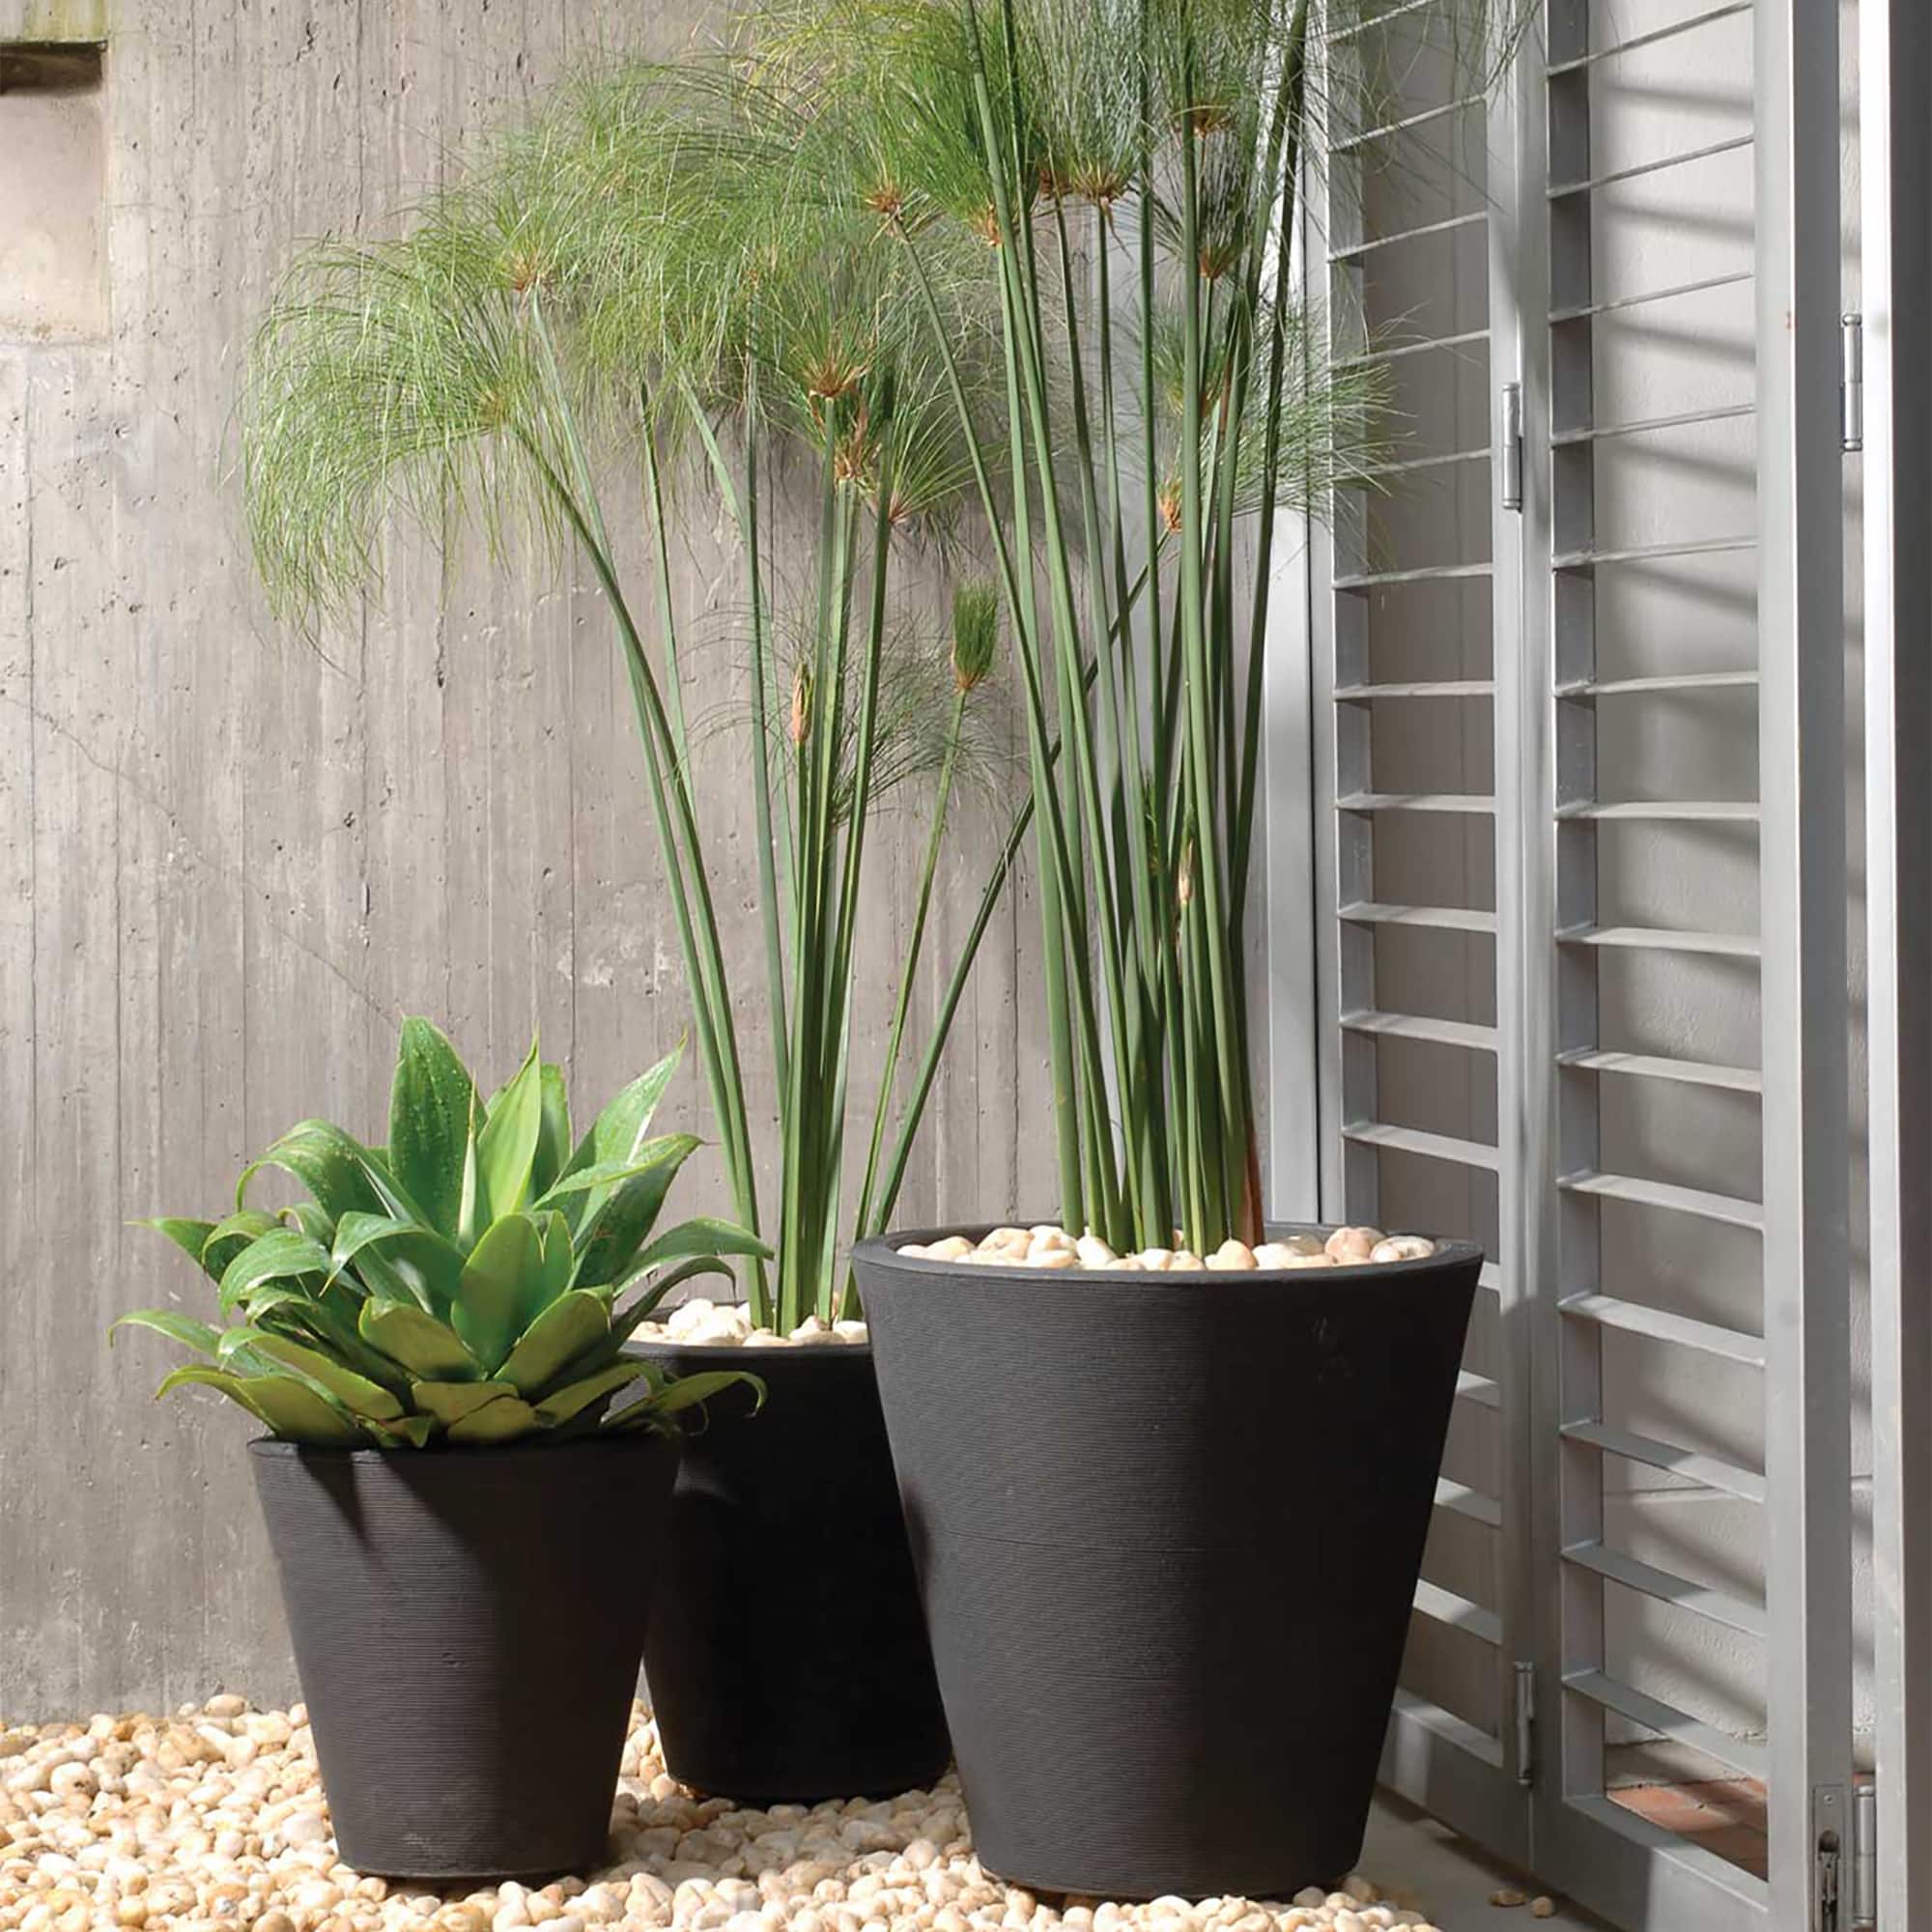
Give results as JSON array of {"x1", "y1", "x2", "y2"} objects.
[
  {"x1": 1513, "y1": 1660, "x2": 1535, "y2": 1785},
  {"x1": 1842, "y1": 313, "x2": 1864, "y2": 453},
  {"x1": 1850, "y1": 1780, "x2": 1877, "y2": 1931},
  {"x1": 1500, "y1": 382, "x2": 1524, "y2": 510}
]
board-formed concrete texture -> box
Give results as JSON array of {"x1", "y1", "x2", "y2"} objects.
[{"x1": 0, "y1": 0, "x2": 1065, "y2": 1715}]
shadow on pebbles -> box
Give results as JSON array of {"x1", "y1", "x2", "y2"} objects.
[{"x1": 0, "y1": 1700, "x2": 1445, "y2": 1932}]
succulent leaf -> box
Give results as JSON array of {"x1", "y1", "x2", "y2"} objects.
[
  {"x1": 217, "y1": 1230, "x2": 333, "y2": 1314},
  {"x1": 533, "y1": 1063, "x2": 573, "y2": 1199},
  {"x1": 497, "y1": 1288, "x2": 611, "y2": 1396},
  {"x1": 531, "y1": 1208, "x2": 576, "y2": 1321},
  {"x1": 135, "y1": 1218, "x2": 221, "y2": 1274},
  {"x1": 446, "y1": 1391, "x2": 542, "y2": 1443},
  {"x1": 477, "y1": 1037, "x2": 547, "y2": 1219},
  {"x1": 358, "y1": 1300, "x2": 484, "y2": 1381},
  {"x1": 200, "y1": 1210, "x2": 287, "y2": 1278},
  {"x1": 555, "y1": 1046, "x2": 682, "y2": 1190},
  {"x1": 362, "y1": 1413, "x2": 438, "y2": 1448},
  {"x1": 625, "y1": 1216, "x2": 773, "y2": 1281},
  {"x1": 387, "y1": 1017, "x2": 480, "y2": 1242},
  {"x1": 230, "y1": 1328, "x2": 408, "y2": 1423},
  {"x1": 156, "y1": 1365, "x2": 364, "y2": 1444},
  {"x1": 237, "y1": 1119, "x2": 401, "y2": 1223},
  {"x1": 562, "y1": 1135, "x2": 702, "y2": 1285},
  {"x1": 411, "y1": 1378, "x2": 521, "y2": 1426},
  {"x1": 532, "y1": 1357, "x2": 652, "y2": 1427},
  {"x1": 329, "y1": 1211, "x2": 465, "y2": 1314},
  {"x1": 128, "y1": 1022, "x2": 761, "y2": 1447},
  {"x1": 112, "y1": 1309, "x2": 222, "y2": 1357},
  {"x1": 451, "y1": 1212, "x2": 542, "y2": 1373},
  {"x1": 286, "y1": 1201, "x2": 339, "y2": 1247},
  {"x1": 643, "y1": 1367, "x2": 766, "y2": 1420}
]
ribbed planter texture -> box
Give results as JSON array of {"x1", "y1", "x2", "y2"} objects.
[
  {"x1": 850, "y1": 1226, "x2": 1484, "y2": 1900},
  {"x1": 635, "y1": 1339, "x2": 950, "y2": 1803},
  {"x1": 249, "y1": 1435, "x2": 676, "y2": 1880}
]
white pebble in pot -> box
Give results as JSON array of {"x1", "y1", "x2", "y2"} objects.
[
  {"x1": 1324, "y1": 1225, "x2": 1384, "y2": 1264},
  {"x1": 1371, "y1": 1235, "x2": 1435, "y2": 1263}
]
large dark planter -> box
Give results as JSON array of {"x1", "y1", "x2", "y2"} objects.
[
  {"x1": 636, "y1": 1339, "x2": 950, "y2": 1803},
  {"x1": 249, "y1": 1435, "x2": 676, "y2": 1881},
  {"x1": 850, "y1": 1225, "x2": 1484, "y2": 1900}
]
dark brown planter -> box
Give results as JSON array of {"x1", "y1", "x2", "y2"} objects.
[
  {"x1": 849, "y1": 1225, "x2": 1484, "y2": 1900},
  {"x1": 636, "y1": 1339, "x2": 950, "y2": 1803},
  {"x1": 249, "y1": 1434, "x2": 676, "y2": 1881}
]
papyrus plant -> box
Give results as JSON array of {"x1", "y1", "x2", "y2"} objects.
[
  {"x1": 240, "y1": 67, "x2": 1031, "y2": 1332},
  {"x1": 750, "y1": 0, "x2": 1522, "y2": 1253},
  {"x1": 118, "y1": 1022, "x2": 764, "y2": 1446}
]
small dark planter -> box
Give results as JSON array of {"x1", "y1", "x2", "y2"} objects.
[
  {"x1": 850, "y1": 1225, "x2": 1484, "y2": 1901},
  {"x1": 636, "y1": 1339, "x2": 950, "y2": 1803},
  {"x1": 249, "y1": 1434, "x2": 676, "y2": 1881}
]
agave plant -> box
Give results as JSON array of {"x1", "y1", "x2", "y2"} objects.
[{"x1": 116, "y1": 1020, "x2": 766, "y2": 1447}]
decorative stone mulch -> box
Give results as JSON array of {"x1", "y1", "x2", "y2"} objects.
[{"x1": 0, "y1": 1701, "x2": 1448, "y2": 1932}]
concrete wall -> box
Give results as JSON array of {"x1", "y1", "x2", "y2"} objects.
[{"x1": 0, "y1": 0, "x2": 1060, "y2": 1716}]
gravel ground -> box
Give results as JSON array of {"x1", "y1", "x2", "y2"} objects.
[{"x1": 0, "y1": 1700, "x2": 1451, "y2": 1932}]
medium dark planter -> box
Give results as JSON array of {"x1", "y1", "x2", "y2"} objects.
[
  {"x1": 850, "y1": 1224, "x2": 1484, "y2": 1900},
  {"x1": 249, "y1": 1434, "x2": 676, "y2": 1881},
  {"x1": 636, "y1": 1339, "x2": 950, "y2": 1803}
]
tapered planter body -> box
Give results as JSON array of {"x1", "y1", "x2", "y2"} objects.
[
  {"x1": 850, "y1": 1226, "x2": 1485, "y2": 1900},
  {"x1": 636, "y1": 1340, "x2": 950, "y2": 1803},
  {"x1": 249, "y1": 1435, "x2": 676, "y2": 1881}
]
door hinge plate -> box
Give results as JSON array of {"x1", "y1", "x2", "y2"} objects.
[
  {"x1": 1842, "y1": 313, "x2": 1864, "y2": 453},
  {"x1": 1501, "y1": 382, "x2": 1524, "y2": 509},
  {"x1": 1851, "y1": 1779, "x2": 1876, "y2": 1931}
]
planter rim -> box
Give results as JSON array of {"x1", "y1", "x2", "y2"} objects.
[
  {"x1": 853, "y1": 1220, "x2": 1486, "y2": 1290},
  {"x1": 634, "y1": 1334, "x2": 873, "y2": 1364},
  {"x1": 245, "y1": 1433, "x2": 669, "y2": 1464}
]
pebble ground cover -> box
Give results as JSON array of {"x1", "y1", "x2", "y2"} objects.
[{"x1": 0, "y1": 1700, "x2": 1453, "y2": 1932}]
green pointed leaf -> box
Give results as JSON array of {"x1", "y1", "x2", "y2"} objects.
[
  {"x1": 533, "y1": 1063, "x2": 572, "y2": 1200},
  {"x1": 582, "y1": 1044, "x2": 684, "y2": 1165},
  {"x1": 497, "y1": 1289, "x2": 610, "y2": 1396},
  {"x1": 286, "y1": 1201, "x2": 338, "y2": 1247},
  {"x1": 412, "y1": 1378, "x2": 520, "y2": 1426},
  {"x1": 156, "y1": 1365, "x2": 363, "y2": 1445},
  {"x1": 622, "y1": 1217, "x2": 771, "y2": 1283},
  {"x1": 238, "y1": 1119, "x2": 396, "y2": 1221},
  {"x1": 446, "y1": 1391, "x2": 541, "y2": 1443},
  {"x1": 387, "y1": 1018, "x2": 479, "y2": 1243},
  {"x1": 200, "y1": 1210, "x2": 286, "y2": 1278},
  {"x1": 650, "y1": 1367, "x2": 765, "y2": 1420},
  {"x1": 362, "y1": 1412, "x2": 436, "y2": 1448},
  {"x1": 329, "y1": 1211, "x2": 465, "y2": 1314},
  {"x1": 477, "y1": 1038, "x2": 545, "y2": 1221},
  {"x1": 135, "y1": 1218, "x2": 223, "y2": 1280},
  {"x1": 253, "y1": 1286, "x2": 408, "y2": 1392},
  {"x1": 531, "y1": 1208, "x2": 574, "y2": 1319},
  {"x1": 533, "y1": 1357, "x2": 651, "y2": 1426},
  {"x1": 217, "y1": 1230, "x2": 333, "y2": 1313},
  {"x1": 608, "y1": 1257, "x2": 735, "y2": 1343},
  {"x1": 112, "y1": 1309, "x2": 222, "y2": 1357},
  {"x1": 569, "y1": 1139, "x2": 705, "y2": 1287},
  {"x1": 228, "y1": 1328, "x2": 407, "y2": 1422},
  {"x1": 554, "y1": 1045, "x2": 685, "y2": 1228},
  {"x1": 359, "y1": 1300, "x2": 481, "y2": 1381},
  {"x1": 451, "y1": 1212, "x2": 541, "y2": 1373},
  {"x1": 535, "y1": 1140, "x2": 699, "y2": 1206}
]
